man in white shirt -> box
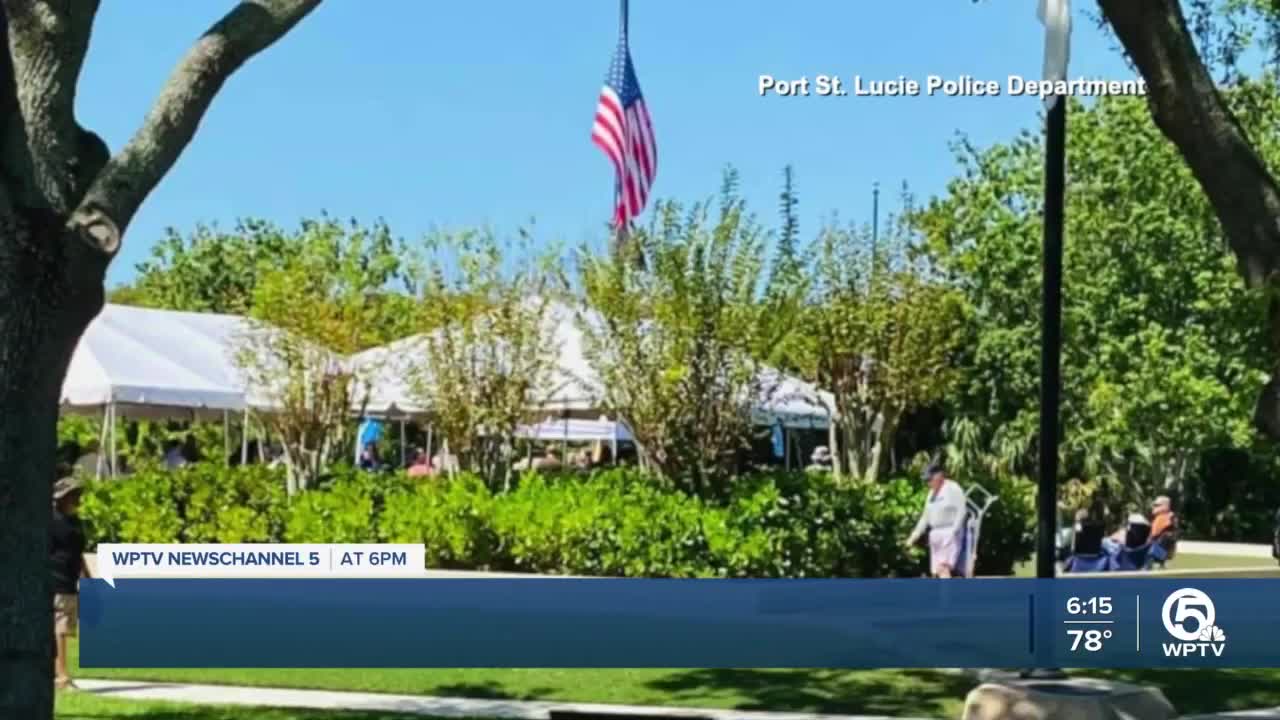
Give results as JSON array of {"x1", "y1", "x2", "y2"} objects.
[{"x1": 906, "y1": 463, "x2": 967, "y2": 578}]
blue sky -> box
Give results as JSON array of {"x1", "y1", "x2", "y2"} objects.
[{"x1": 76, "y1": 1, "x2": 1135, "y2": 286}]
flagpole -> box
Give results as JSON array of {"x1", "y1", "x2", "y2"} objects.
[
  {"x1": 871, "y1": 181, "x2": 880, "y2": 262},
  {"x1": 612, "y1": 0, "x2": 625, "y2": 255}
]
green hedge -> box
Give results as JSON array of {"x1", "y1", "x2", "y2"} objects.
[{"x1": 80, "y1": 464, "x2": 1034, "y2": 577}]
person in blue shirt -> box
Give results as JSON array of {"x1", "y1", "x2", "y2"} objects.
[{"x1": 358, "y1": 442, "x2": 382, "y2": 471}]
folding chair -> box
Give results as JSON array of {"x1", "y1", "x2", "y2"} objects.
[{"x1": 1062, "y1": 520, "x2": 1107, "y2": 573}]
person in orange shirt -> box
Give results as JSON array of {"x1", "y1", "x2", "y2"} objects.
[{"x1": 1149, "y1": 495, "x2": 1175, "y2": 540}]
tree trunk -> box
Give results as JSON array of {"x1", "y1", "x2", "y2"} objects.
[
  {"x1": 863, "y1": 411, "x2": 899, "y2": 485},
  {"x1": 0, "y1": 220, "x2": 105, "y2": 718},
  {"x1": 1099, "y1": 0, "x2": 1280, "y2": 439},
  {"x1": 828, "y1": 420, "x2": 842, "y2": 478}
]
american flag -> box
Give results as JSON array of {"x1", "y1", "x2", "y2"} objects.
[{"x1": 591, "y1": 0, "x2": 656, "y2": 227}]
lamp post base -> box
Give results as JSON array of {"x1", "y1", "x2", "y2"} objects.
[
  {"x1": 963, "y1": 676, "x2": 1176, "y2": 720},
  {"x1": 1018, "y1": 668, "x2": 1068, "y2": 680}
]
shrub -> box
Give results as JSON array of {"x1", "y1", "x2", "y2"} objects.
[
  {"x1": 970, "y1": 473, "x2": 1036, "y2": 576},
  {"x1": 81, "y1": 463, "x2": 287, "y2": 544},
  {"x1": 284, "y1": 476, "x2": 377, "y2": 543},
  {"x1": 379, "y1": 474, "x2": 498, "y2": 569},
  {"x1": 489, "y1": 470, "x2": 718, "y2": 577},
  {"x1": 80, "y1": 462, "x2": 1037, "y2": 577},
  {"x1": 178, "y1": 463, "x2": 287, "y2": 543},
  {"x1": 81, "y1": 467, "x2": 185, "y2": 544}
]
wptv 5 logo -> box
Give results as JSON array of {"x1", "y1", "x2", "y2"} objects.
[{"x1": 1161, "y1": 588, "x2": 1227, "y2": 658}]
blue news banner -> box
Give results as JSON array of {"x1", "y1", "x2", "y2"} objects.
[{"x1": 78, "y1": 579, "x2": 1280, "y2": 668}]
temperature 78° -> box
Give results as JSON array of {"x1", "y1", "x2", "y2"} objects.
[{"x1": 1068, "y1": 628, "x2": 1113, "y2": 652}]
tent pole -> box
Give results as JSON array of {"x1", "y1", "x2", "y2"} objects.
[
  {"x1": 426, "y1": 425, "x2": 433, "y2": 460},
  {"x1": 223, "y1": 410, "x2": 231, "y2": 466},
  {"x1": 97, "y1": 406, "x2": 108, "y2": 479},
  {"x1": 399, "y1": 419, "x2": 406, "y2": 468},
  {"x1": 108, "y1": 403, "x2": 117, "y2": 478},
  {"x1": 784, "y1": 426, "x2": 790, "y2": 471},
  {"x1": 241, "y1": 409, "x2": 249, "y2": 464}
]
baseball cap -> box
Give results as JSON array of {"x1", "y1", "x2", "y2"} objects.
[{"x1": 52, "y1": 476, "x2": 83, "y2": 500}]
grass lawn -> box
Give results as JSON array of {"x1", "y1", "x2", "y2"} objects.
[
  {"x1": 56, "y1": 690, "x2": 435, "y2": 719},
  {"x1": 67, "y1": 640, "x2": 1280, "y2": 718},
  {"x1": 1014, "y1": 552, "x2": 1278, "y2": 577}
]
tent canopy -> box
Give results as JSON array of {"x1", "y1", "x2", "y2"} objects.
[
  {"x1": 515, "y1": 416, "x2": 633, "y2": 442},
  {"x1": 349, "y1": 301, "x2": 834, "y2": 428},
  {"x1": 62, "y1": 304, "x2": 250, "y2": 418},
  {"x1": 61, "y1": 304, "x2": 342, "y2": 419}
]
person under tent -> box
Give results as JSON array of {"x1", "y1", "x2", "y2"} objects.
[
  {"x1": 805, "y1": 446, "x2": 833, "y2": 473},
  {"x1": 163, "y1": 439, "x2": 187, "y2": 470},
  {"x1": 407, "y1": 448, "x2": 434, "y2": 478}
]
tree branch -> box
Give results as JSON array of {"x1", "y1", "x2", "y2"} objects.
[
  {"x1": 0, "y1": 8, "x2": 18, "y2": 221},
  {"x1": 1097, "y1": 0, "x2": 1280, "y2": 289},
  {"x1": 1098, "y1": 0, "x2": 1280, "y2": 440},
  {"x1": 71, "y1": 0, "x2": 322, "y2": 255},
  {"x1": 2, "y1": 0, "x2": 100, "y2": 213}
]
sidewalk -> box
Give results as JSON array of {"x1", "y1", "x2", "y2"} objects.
[{"x1": 74, "y1": 679, "x2": 936, "y2": 720}]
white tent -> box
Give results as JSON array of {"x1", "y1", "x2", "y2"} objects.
[
  {"x1": 515, "y1": 416, "x2": 633, "y2": 442},
  {"x1": 62, "y1": 304, "x2": 250, "y2": 418},
  {"x1": 345, "y1": 334, "x2": 429, "y2": 418},
  {"x1": 61, "y1": 304, "x2": 262, "y2": 476},
  {"x1": 347, "y1": 300, "x2": 602, "y2": 417},
  {"x1": 753, "y1": 370, "x2": 836, "y2": 430},
  {"x1": 61, "y1": 304, "x2": 347, "y2": 473},
  {"x1": 348, "y1": 300, "x2": 835, "y2": 429}
]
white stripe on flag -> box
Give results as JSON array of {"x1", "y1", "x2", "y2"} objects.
[{"x1": 1038, "y1": 0, "x2": 1071, "y2": 108}]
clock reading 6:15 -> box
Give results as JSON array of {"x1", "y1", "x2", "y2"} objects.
[{"x1": 1066, "y1": 596, "x2": 1112, "y2": 615}]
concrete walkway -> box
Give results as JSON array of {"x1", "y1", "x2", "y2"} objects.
[
  {"x1": 1176, "y1": 541, "x2": 1274, "y2": 559},
  {"x1": 1184, "y1": 711, "x2": 1280, "y2": 720},
  {"x1": 75, "y1": 679, "x2": 935, "y2": 720}
]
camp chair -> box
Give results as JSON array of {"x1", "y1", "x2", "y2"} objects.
[
  {"x1": 1106, "y1": 521, "x2": 1171, "y2": 571},
  {"x1": 953, "y1": 485, "x2": 998, "y2": 578},
  {"x1": 1062, "y1": 520, "x2": 1107, "y2": 573},
  {"x1": 1108, "y1": 541, "x2": 1170, "y2": 571}
]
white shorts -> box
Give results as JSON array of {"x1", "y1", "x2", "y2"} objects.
[{"x1": 928, "y1": 528, "x2": 960, "y2": 575}]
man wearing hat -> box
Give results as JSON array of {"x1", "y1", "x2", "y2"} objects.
[
  {"x1": 51, "y1": 476, "x2": 91, "y2": 689},
  {"x1": 806, "y1": 446, "x2": 833, "y2": 473},
  {"x1": 905, "y1": 462, "x2": 967, "y2": 578}
]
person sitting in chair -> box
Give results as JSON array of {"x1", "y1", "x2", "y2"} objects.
[
  {"x1": 1107, "y1": 514, "x2": 1166, "y2": 571},
  {"x1": 1149, "y1": 495, "x2": 1179, "y2": 562},
  {"x1": 1062, "y1": 508, "x2": 1107, "y2": 573}
]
